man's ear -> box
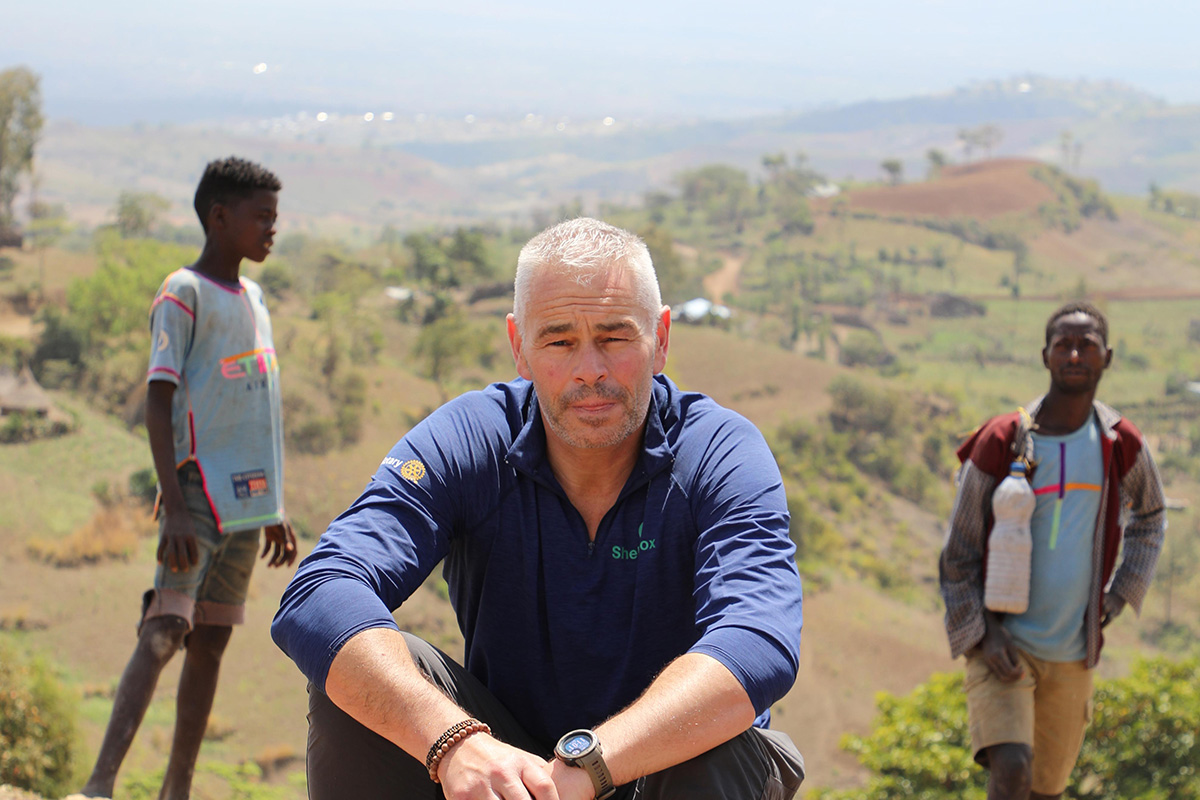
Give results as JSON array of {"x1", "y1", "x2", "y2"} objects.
[
  {"x1": 1104, "y1": 346, "x2": 1113, "y2": 368},
  {"x1": 654, "y1": 306, "x2": 671, "y2": 373},
  {"x1": 1042, "y1": 346, "x2": 1050, "y2": 369},
  {"x1": 507, "y1": 314, "x2": 532, "y2": 380}
]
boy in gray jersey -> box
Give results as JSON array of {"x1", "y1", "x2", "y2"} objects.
[{"x1": 77, "y1": 157, "x2": 297, "y2": 800}]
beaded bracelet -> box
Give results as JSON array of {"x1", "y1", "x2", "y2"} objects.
[{"x1": 426, "y1": 718, "x2": 492, "y2": 783}]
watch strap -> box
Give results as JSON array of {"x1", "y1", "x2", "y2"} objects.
[{"x1": 577, "y1": 745, "x2": 615, "y2": 799}]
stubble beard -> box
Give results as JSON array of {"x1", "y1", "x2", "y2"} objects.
[{"x1": 542, "y1": 380, "x2": 649, "y2": 449}]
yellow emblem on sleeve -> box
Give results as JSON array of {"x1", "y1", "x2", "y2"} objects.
[
  {"x1": 400, "y1": 460, "x2": 426, "y2": 482},
  {"x1": 157, "y1": 330, "x2": 170, "y2": 351}
]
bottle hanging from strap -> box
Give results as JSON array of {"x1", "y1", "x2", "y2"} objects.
[{"x1": 985, "y1": 461, "x2": 1035, "y2": 614}]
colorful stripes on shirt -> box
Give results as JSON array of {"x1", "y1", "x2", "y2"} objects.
[{"x1": 1034, "y1": 441, "x2": 1101, "y2": 550}]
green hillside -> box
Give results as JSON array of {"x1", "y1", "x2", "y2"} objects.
[{"x1": 2, "y1": 156, "x2": 1198, "y2": 798}]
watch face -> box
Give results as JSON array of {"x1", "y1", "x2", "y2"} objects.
[{"x1": 561, "y1": 733, "x2": 593, "y2": 756}]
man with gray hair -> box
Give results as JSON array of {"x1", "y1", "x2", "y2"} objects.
[{"x1": 273, "y1": 217, "x2": 805, "y2": 799}]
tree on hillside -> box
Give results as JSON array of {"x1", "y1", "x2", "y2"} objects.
[
  {"x1": 638, "y1": 224, "x2": 687, "y2": 302},
  {"x1": 926, "y1": 148, "x2": 947, "y2": 179},
  {"x1": 413, "y1": 304, "x2": 495, "y2": 402},
  {"x1": 676, "y1": 164, "x2": 753, "y2": 226},
  {"x1": 446, "y1": 227, "x2": 495, "y2": 283},
  {"x1": 0, "y1": 66, "x2": 44, "y2": 234},
  {"x1": 28, "y1": 196, "x2": 69, "y2": 302},
  {"x1": 978, "y1": 124, "x2": 1003, "y2": 159},
  {"x1": 957, "y1": 127, "x2": 977, "y2": 162},
  {"x1": 114, "y1": 190, "x2": 170, "y2": 238},
  {"x1": 757, "y1": 151, "x2": 821, "y2": 236},
  {"x1": 761, "y1": 152, "x2": 788, "y2": 182},
  {"x1": 405, "y1": 231, "x2": 453, "y2": 287},
  {"x1": 1060, "y1": 130, "x2": 1075, "y2": 170},
  {"x1": 880, "y1": 159, "x2": 904, "y2": 186}
]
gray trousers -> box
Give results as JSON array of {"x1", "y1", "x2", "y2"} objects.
[{"x1": 306, "y1": 632, "x2": 804, "y2": 799}]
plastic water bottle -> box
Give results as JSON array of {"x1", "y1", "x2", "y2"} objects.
[{"x1": 985, "y1": 461, "x2": 1035, "y2": 614}]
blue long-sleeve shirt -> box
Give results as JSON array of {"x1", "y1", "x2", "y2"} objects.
[{"x1": 272, "y1": 375, "x2": 803, "y2": 746}]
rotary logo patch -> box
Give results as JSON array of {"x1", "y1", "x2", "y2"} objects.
[{"x1": 399, "y1": 460, "x2": 426, "y2": 482}]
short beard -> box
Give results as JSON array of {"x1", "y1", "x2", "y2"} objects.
[{"x1": 542, "y1": 381, "x2": 645, "y2": 449}]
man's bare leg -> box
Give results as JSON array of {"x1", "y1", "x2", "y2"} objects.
[
  {"x1": 985, "y1": 742, "x2": 1066, "y2": 800},
  {"x1": 79, "y1": 616, "x2": 190, "y2": 798},
  {"x1": 158, "y1": 623, "x2": 232, "y2": 800}
]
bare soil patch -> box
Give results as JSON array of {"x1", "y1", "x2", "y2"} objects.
[
  {"x1": 702, "y1": 252, "x2": 745, "y2": 302},
  {"x1": 667, "y1": 325, "x2": 838, "y2": 430},
  {"x1": 843, "y1": 158, "x2": 1055, "y2": 220}
]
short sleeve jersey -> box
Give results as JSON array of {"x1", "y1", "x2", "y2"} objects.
[{"x1": 147, "y1": 268, "x2": 284, "y2": 533}]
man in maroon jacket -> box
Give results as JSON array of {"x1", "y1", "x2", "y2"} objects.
[{"x1": 940, "y1": 301, "x2": 1165, "y2": 800}]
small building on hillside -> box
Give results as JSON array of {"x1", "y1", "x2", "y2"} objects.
[
  {"x1": 0, "y1": 365, "x2": 53, "y2": 417},
  {"x1": 0, "y1": 365, "x2": 73, "y2": 442},
  {"x1": 672, "y1": 297, "x2": 732, "y2": 325}
]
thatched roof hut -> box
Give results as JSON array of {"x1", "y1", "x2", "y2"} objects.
[{"x1": 0, "y1": 365, "x2": 54, "y2": 417}]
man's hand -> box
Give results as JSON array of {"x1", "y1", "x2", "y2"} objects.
[
  {"x1": 262, "y1": 521, "x2": 298, "y2": 568},
  {"x1": 1101, "y1": 592, "x2": 1126, "y2": 628},
  {"x1": 157, "y1": 511, "x2": 199, "y2": 572},
  {"x1": 977, "y1": 612, "x2": 1024, "y2": 682},
  {"x1": 436, "y1": 733, "x2": 560, "y2": 799}
]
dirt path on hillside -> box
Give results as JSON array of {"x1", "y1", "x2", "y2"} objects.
[
  {"x1": 702, "y1": 252, "x2": 745, "y2": 302},
  {"x1": 672, "y1": 243, "x2": 745, "y2": 303}
]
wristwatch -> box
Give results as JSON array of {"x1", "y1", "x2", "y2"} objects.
[{"x1": 554, "y1": 729, "x2": 616, "y2": 799}]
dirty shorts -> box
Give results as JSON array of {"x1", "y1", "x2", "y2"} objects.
[
  {"x1": 141, "y1": 463, "x2": 261, "y2": 631},
  {"x1": 964, "y1": 649, "x2": 1094, "y2": 796}
]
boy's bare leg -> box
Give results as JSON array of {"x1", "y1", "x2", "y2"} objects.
[
  {"x1": 80, "y1": 615, "x2": 190, "y2": 798},
  {"x1": 986, "y1": 743, "x2": 1033, "y2": 800},
  {"x1": 159, "y1": 623, "x2": 233, "y2": 800}
]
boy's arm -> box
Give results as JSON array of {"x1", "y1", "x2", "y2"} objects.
[
  {"x1": 146, "y1": 380, "x2": 198, "y2": 572},
  {"x1": 1108, "y1": 438, "x2": 1167, "y2": 619}
]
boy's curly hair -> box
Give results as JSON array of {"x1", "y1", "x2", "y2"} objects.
[{"x1": 193, "y1": 156, "x2": 281, "y2": 231}]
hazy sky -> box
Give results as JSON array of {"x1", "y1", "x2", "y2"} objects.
[{"x1": 5, "y1": 0, "x2": 1199, "y2": 125}]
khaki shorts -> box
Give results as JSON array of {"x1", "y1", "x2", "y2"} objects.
[
  {"x1": 964, "y1": 649, "x2": 1094, "y2": 795},
  {"x1": 142, "y1": 463, "x2": 261, "y2": 631}
]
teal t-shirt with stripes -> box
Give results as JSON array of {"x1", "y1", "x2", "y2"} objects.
[
  {"x1": 146, "y1": 268, "x2": 285, "y2": 533},
  {"x1": 1003, "y1": 416, "x2": 1102, "y2": 662}
]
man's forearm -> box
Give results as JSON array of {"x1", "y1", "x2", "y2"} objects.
[
  {"x1": 593, "y1": 652, "x2": 757, "y2": 786},
  {"x1": 324, "y1": 627, "x2": 472, "y2": 763}
]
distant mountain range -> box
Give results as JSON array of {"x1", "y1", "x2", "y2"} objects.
[{"x1": 31, "y1": 75, "x2": 1200, "y2": 232}]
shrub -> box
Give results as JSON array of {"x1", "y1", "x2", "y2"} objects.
[
  {"x1": 128, "y1": 467, "x2": 158, "y2": 506},
  {"x1": 289, "y1": 417, "x2": 339, "y2": 455},
  {"x1": 1073, "y1": 656, "x2": 1200, "y2": 798},
  {"x1": 838, "y1": 331, "x2": 894, "y2": 368},
  {"x1": 811, "y1": 656, "x2": 1200, "y2": 800},
  {"x1": 0, "y1": 409, "x2": 74, "y2": 444},
  {"x1": 258, "y1": 262, "x2": 292, "y2": 299},
  {"x1": 0, "y1": 639, "x2": 78, "y2": 797},
  {"x1": 26, "y1": 496, "x2": 154, "y2": 566}
]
